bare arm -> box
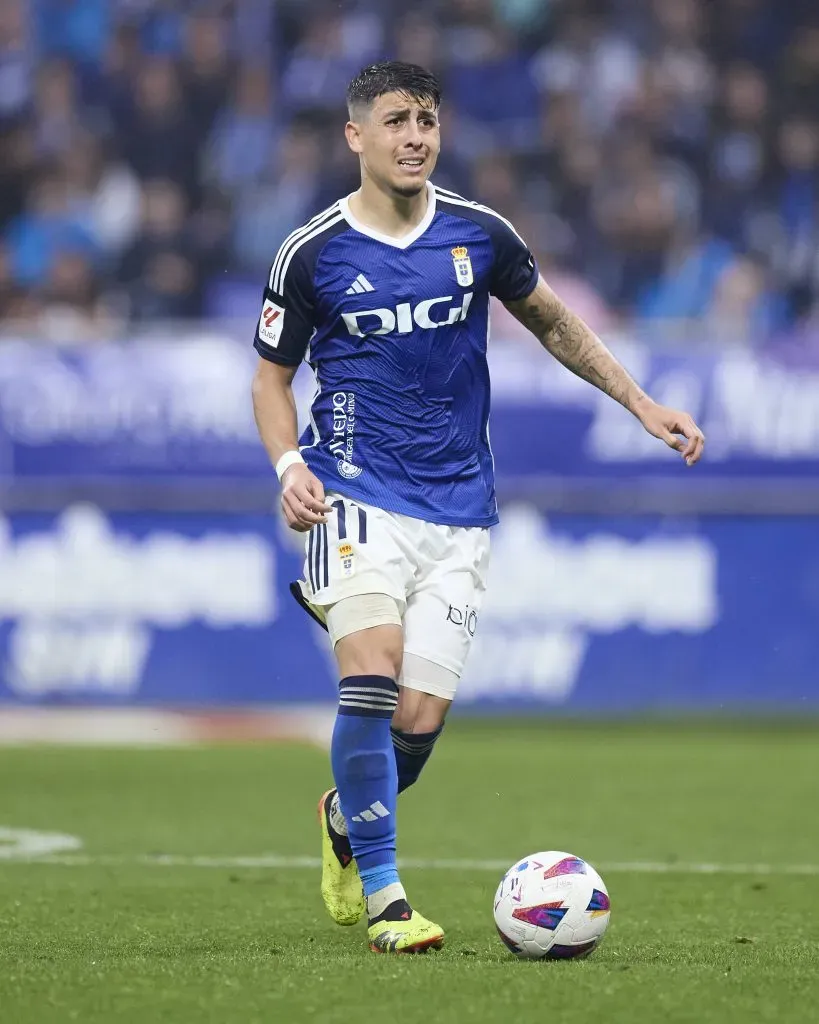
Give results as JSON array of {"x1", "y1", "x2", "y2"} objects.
[
  {"x1": 251, "y1": 357, "x2": 302, "y2": 465},
  {"x1": 505, "y1": 276, "x2": 705, "y2": 464},
  {"x1": 251, "y1": 358, "x2": 330, "y2": 530},
  {"x1": 505, "y1": 276, "x2": 649, "y2": 412}
]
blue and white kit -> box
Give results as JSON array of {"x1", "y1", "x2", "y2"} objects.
[{"x1": 255, "y1": 181, "x2": 538, "y2": 685}]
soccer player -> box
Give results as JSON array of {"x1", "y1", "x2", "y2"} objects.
[{"x1": 251, "y1": 62, "x2": 704, "y2": 954}]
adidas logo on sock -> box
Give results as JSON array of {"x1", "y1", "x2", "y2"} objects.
[
  {"x1": 351, "y1": 800, "x2": 390, "y2": 823},
  {"x1": 345, "y1": 273, "x2": 374, "y2": 295}
]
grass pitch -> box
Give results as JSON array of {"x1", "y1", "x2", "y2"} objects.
[{"x1": 1, "y1": 720, "x2": 818, "y2": 1023}]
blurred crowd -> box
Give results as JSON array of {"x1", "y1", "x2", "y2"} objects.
[{"x1": 1, "y1": 0, "x2": 818, "y2": 345}]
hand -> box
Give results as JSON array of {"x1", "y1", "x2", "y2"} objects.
[
  {"x1": 633, "y1": 398, "x2": 705, "y2": 466},
  {"x1": 281, "y1": 463, "x2": 332, "y2": 532}
]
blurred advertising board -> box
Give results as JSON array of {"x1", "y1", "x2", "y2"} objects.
[
  {"x1": 1, "y1": 333, "x2": 816, "y2": 712},
  {"x1": 0, "y1": 503, "x2": 816, "y2": 712},
  {"x1": 1, "y1": 336, "x2": 819, "y2": 504}
]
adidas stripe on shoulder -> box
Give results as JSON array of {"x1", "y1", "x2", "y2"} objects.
[
  {"x1": 269, "y1": 202, "x2": 344, "y2": 294},
  {"x1": 433, "y1": 185, "x2": 527, "y2": 247}
]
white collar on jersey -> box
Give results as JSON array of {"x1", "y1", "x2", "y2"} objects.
[{"x1": 339, "y1": 180, "x2": 437, "y2": 249}]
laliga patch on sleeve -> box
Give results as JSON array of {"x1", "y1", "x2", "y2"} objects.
[{"x1": 258, "y1": 301, "x2": 285, "y2": 347}]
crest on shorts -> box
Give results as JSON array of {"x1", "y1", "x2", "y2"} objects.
[
  {"x1": 451, "y1": 246, "x2": 473, "y2": 287},
  {"x1": 338, "y1": 542, "x2": 355, "y2": 578}
]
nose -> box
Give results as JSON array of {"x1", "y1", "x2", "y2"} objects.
[{"x1": 405, "y1": 122, "x2": 423, "y2": 148}]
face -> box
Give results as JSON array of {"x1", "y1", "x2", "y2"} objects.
[{"x1": 346, "y1": 90, "x2": 440, "y2": 197}]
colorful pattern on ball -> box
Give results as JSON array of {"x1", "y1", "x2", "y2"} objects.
[
  {"x1": 547, "y1": 940, "x2": 599, "y2": 960},
  {"x1": 493, "y1": 852, "x2": 610, "y2": 961},
  {"x1": 586, "y1": 888, "x2": 611, "y2": 918},
  {"x1": 495, "y1": 926, "x2": 522, "y2": 955},
  {"x1": 512, "y1": 901, "x2": 568, "y2": 931},
  {"x1": 542, "y1": 856, "x2": 587, "y2": 879}
]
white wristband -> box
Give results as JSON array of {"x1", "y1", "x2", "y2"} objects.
[{"x1": 275, "y1": 450, "x2": 305, "y2": 482}]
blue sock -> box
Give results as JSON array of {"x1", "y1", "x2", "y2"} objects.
[
  {"x1": 331, "y1": 675, "x2": 399, "y2": 897},
  {"x1": 392, "y1": 725, "x2": 444, "y2": 794}
]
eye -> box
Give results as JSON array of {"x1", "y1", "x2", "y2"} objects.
[{"x1": 385, "y1": 118, "x2": 401, "y2": 127}]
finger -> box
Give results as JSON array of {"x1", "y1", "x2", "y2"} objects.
[
  {"x1": 679, "y1": 418, "x2": 700, "y2": 456},
  {"x1": 678, "y1": 418, "x2": 703, "y2": 455},
  {"x1": 281, "y1": 504, "x2": 309, "y2": 532},
  {"x1": 305, "y1": 479, "x2": 332, "y2": 513},
  {"x1": 293, "y1": 503, "x2": 328, "y2": 526},
  {"x1": 283, "y1": 491, "x2": 327, "y2": 526},
  {"x1": 286, "y1": 486, "x2": 330, "y2": 520},
  {"x1": 661, "y1": 431, "x2": 685, "y2": 452},
  {"x1": 685, "y1": 429, "x2": 705, "y2": 466},
  {"x1": 290, "y1": 481, "x2": 331, "y2": 514},
  {"x1": 281, "y1": 494, "x2": 297, "y2": 524}
]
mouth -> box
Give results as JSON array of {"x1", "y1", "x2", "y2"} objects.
[{"x1": 397, "y1": 157, "x2": 426, "y2": 171}]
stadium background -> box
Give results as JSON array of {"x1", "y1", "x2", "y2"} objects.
[
  {"x1": 2, "y1": 4, "x2": 819, "y2": 1022},
  {"x1": 1, "y1": 0, "x2": 819, "y2": 731}
]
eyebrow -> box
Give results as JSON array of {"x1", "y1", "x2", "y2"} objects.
[{"x1": 382, "y1": 108, "x2": 438, "y2": 120}]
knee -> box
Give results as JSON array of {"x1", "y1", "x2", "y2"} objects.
[
  {"x1": 393, "y1": 654, "x2": 455, "y2": 732},
  {"x1": 392, "y1": 691, "x2": 450, "y2": 734}
]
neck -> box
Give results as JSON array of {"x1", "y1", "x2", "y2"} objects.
[{"x1": 348, "y1": 176, "x2": 429, "y2": 239}]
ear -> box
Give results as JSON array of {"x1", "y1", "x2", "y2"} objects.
[{"x1": 345, "y1": 119, "x2": 363, "y2": 154}]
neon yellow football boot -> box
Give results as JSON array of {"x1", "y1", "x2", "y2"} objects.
[
  {"x1": 317, "y1": 789, "x2": 365, "y2": 926},
  {"x1": 367, "y1": 909, "x2": 445, "y2": 954}
]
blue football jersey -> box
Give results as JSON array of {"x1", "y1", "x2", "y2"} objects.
[{"x1": 254, "y1": 182, "x2": 538, "y2": 527}]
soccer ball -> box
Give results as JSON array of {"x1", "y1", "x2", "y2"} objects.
[{"x1": 493, "y1": 851, "x2": 610, "y2": 960}]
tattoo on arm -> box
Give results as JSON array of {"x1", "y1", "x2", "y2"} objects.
[{"x1": 508, "y1": 281, "x2": 648, "y2": 412}]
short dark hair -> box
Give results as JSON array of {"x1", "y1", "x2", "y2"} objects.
[{"x1": 346, "y1": 61, "x2": 441, "y2": 117}]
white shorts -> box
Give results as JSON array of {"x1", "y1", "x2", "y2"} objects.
[{"x1": 300, "y1": 492, "x2": 490, "y2": 678}]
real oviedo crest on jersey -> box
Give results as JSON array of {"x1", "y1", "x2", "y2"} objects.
[{"x1": 451, "y1": 246, "x2": 474, "y2": 287}]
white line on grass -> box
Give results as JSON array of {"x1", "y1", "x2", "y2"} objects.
[{"x1": 5, "y1": 853, "x2": 819, "y2": 876}]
